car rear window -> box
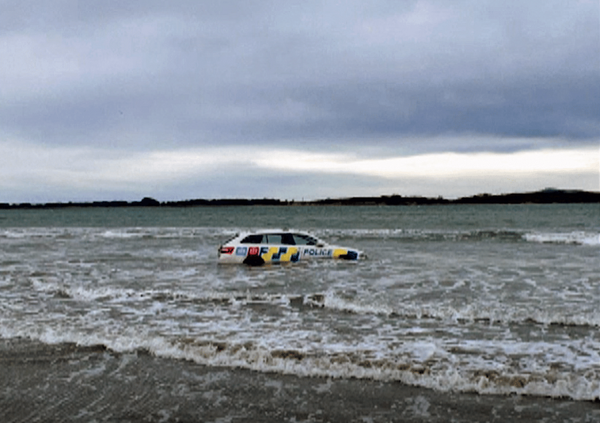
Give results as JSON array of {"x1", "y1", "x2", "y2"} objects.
[{"x1": 293, "y1": 234, "x2": 318, "y2": 245}]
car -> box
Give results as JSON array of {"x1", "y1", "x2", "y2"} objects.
[{"x1": 217, "y1": 230, "x2": 365, "y2": 265}]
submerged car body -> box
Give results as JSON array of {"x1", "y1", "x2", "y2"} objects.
[{"x1": 218, "y1": 230, "x2": 365, "y2": 265}]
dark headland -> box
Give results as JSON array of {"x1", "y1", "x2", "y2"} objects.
[{"x1": 1, "y1": 189, "x2": 599, "y2": 209}]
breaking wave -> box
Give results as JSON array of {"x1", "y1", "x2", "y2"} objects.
[
  {"x1": 316, "y1": 228, "x2": 600, "y2": 246},
  {"x1": 523, "y1": 232, "x2": 599, "y2": 246},
  {"x1": 1, "y1": 326, "x2": 598, "y2": 402},
  {"x1": 2, "y1": 227, "x2": 598, "y2": 247},
  {"x1": 27, "y1": 280, "x2": 600, "y2": 330}
]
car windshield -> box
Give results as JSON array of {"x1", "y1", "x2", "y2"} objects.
[
  {"x1": 222, "y1": 233, "x2": 239, "y2": 244},
  {"x1": 240, "y1": 234, "x2": 264, "y2": 244},
  {"x1": 293, "y1": 234, "x2": 319, "y2": 245}
]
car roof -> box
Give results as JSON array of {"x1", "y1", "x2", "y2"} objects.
[{"x1": 236, "y1": 230, "x2": 316, "y2": 237}]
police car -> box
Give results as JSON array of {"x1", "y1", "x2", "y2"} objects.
[{"x1": 217, "y1": 230, "x2": 365, "y2": 265}]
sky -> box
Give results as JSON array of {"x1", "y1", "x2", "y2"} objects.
[{"x1": 1, "y1": 0, "x2": 598, "y2": 203}]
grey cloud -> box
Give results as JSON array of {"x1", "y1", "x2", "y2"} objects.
[{"x1": 1, "y1": 0, "x2": 598, "y2": 153}]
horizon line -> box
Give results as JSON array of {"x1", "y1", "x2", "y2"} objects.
[{"x1": 1, "y1": 188, "x2": 599, "y2": 209}]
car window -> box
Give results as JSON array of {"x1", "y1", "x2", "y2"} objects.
[
  {"x1": 241, "y1": 234, "x2": 264, "y2": 244},
  {"x1": 293, "y1": 234, "x2": 317, "y2": 245},
  {"x1": 281, "y1": 233, "x2": 296, "y2": 245},
  {"x1": 265, "y1": 234, "x2": 280, "y2": 244}
]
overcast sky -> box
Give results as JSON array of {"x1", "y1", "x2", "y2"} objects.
[{"x1": 1, "y1": 0, "x2": 598, "y2": 203}]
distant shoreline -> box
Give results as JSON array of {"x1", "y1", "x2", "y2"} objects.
[{"x1": 1, "y1": 189, "x2": 599, "y2": 209}]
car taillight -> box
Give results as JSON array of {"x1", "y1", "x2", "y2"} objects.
[{"x1": 220, "y1": 246, "x2": 235, "y2": 255}]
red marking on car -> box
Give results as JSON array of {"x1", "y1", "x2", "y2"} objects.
[{"x1": 220, "y1": 246, "x2": 235, "y2": 255}]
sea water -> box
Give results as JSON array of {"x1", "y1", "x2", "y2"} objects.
[{"x1": 0, "y1": 204, "x2": 598, "y2": 401}]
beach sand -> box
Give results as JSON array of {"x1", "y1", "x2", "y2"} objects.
[{"x1": 1, "y1": 338, "x2": 598, "y2": 422}]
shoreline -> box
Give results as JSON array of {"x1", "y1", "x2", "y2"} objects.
[
  {"x1": 2, "y1": 189, "x2": 599, "y2": 209},
  {"x1": 1, "y1": 338, "x2": 598, "y2": 422}
]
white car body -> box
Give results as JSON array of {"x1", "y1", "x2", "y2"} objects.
[{"x1": 217, "y1": 230, "x2": 365, "y2": 265}]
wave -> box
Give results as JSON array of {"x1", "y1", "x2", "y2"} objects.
[
  {"x1": 5, "y1": 282, "x2": 600, "y2": 402},
  {"x1": 317, "y1": 228, "x2": 524, "y2": 242},
  {"x1": 1, "y1": 327, "x2": 597, "y2": 402},
  {"x1": 0, "y1": 227, "x2": 236, "y2": 241},
  {"x1": 2, "y1": 227, "x2": 598, "y2": 246},
  {"x1": 148, "y1": 338, "x2": 600, "y2": 402},
  {"x1": 98, "y1": 228, "x2": 235, "y2": 240},
  {"x1": 30, "y1": 279, "x2": 232, "y2": 304},
  {"x1": 305, "y1": 291, "x2": 600, "y2": 328},
  {"x1": 523, "y1": 232, "x2": 600, "y2": 246},
  {"x1": 29, "y1": 280, "x2": 600, "y2": 329},
  {"x1": 317, "y1": 228, "x2": 600, "y2": 246}
]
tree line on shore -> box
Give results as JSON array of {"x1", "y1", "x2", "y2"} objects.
[{"x1": 1, "y1": 189, "x2": 598, "y2": 209}]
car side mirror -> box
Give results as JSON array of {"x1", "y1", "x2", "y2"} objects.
[{"x1": 317, "y1": 242, "x2": 325, "y2": 247}]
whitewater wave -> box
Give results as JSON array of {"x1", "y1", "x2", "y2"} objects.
[
  {"x1": 28, "y1": 281, "x2": 600, "y2": 329},
  {"x1": 523, "y1": 231, "x2": 600, "y2": 246},
  {"x1": 1, "y1": 326, "x2": 597, "y2": 402},
  {"x1": 2, "y1": 226, "x2": 598, "y2": 247},
  {"x1": 306, "y1": 291, "x2": 600, "y2": 328},
  {"x1": 318, "y1": 228, "x2": 600, "y2": 246}
]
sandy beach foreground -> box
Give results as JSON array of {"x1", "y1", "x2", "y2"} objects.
[{"x1": 0, "y1": 338, "x2": 597, "y2": 422}]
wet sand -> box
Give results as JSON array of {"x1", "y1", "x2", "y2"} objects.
[{"x1": 1, "y1": 338, "x2": 598, "y2": 422}]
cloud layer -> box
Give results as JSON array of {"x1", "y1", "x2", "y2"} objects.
[{"x1": 1, "y1": 1, "x2": 598, "y2": 202}]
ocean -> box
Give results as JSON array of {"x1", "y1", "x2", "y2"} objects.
[{"x1": 0, "y1": 204, "x2": 598, "y2": 422}]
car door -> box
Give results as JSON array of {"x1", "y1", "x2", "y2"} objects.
[
  {"x1": 261, "y1": 233, "x2": 300, "y2": 263},
  {"x1": 292, "y1": 233, "x2": 334, "y2": 259}
]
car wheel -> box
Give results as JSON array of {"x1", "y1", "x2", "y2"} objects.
[{"x1": 243, "y1": 256, "x2": 265, "y2": 266}]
